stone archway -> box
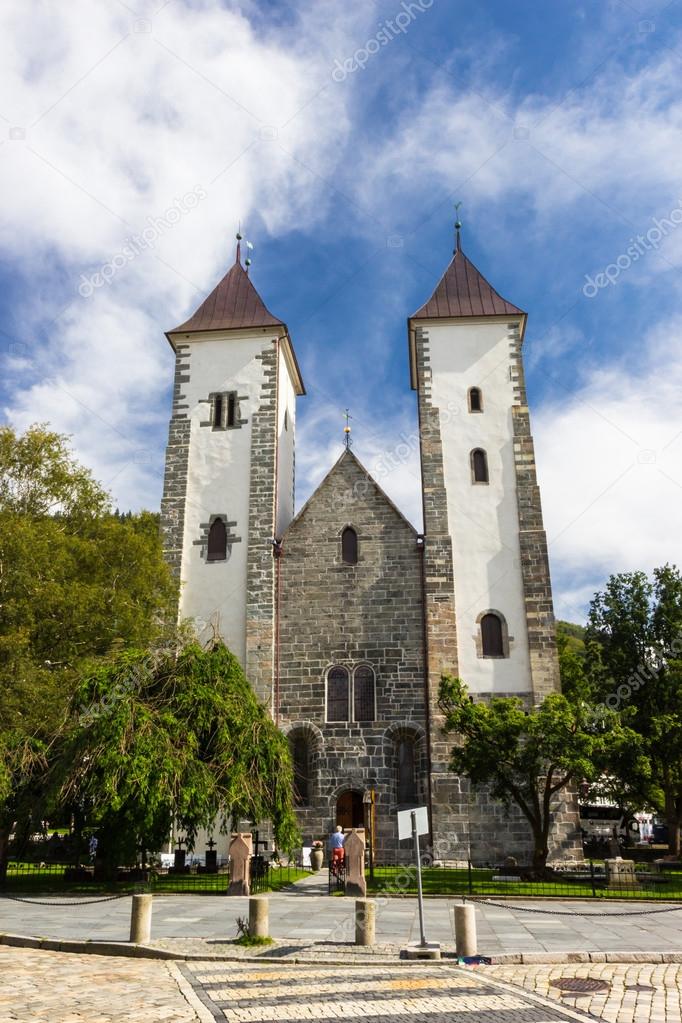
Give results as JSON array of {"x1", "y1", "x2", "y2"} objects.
[{"x1": 336, "y1": 789, "x2": 364, "y2": 830}]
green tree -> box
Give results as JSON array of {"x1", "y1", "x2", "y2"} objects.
[
  {"x1": 438, "y1": 675, "x2": 626, "y2": 872},
  {"x1": 0, "y1": 424, "x2": 177, "y2": 878},
  {"x1": 56, "y1": 642, "x2": 300, "y2": 874},
  {"x1": 586, "y1": 565, "x2": 682, "y2": 855}
]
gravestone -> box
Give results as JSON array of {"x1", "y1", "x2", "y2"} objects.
[
  {"x1": 605, "y1": 857, "x2": 639, "y2": 888},
  {"x1": 344, "y1": 828, "x2": 366, "y2": 898},
  {"x1": 228, "y1": 832, "x2": 252, "y2": 895},
  {"x1": 205, "y1": 837, "x2": 218, "y2": 873}
]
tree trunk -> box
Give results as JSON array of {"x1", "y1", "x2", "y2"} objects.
[
  {"x1": 531, "y1": 822, "x2": 549, "y2": 873},
  {"x1": 665, "y1": 793, "x2": 681, "y2": 858},
  {"x1": 0, "y1": 826, "x2": 9, "y2": 887}
]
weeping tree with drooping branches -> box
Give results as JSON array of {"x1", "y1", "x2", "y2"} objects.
[{"x1": 56, "y1": 641, "x2": 300, "y2": 876}]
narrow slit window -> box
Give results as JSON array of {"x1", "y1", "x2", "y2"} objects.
[
  {"x1": 291, "y1": 736, "x2": 310, "y2": 806},
  {"x1": 353, "y1": 665, "x2": 375, "y2": 722},
  {"x1": 226, "y1": 393, "x2": 237, "y2": 428},
  {"x1": 213, "y1": 395, "x2": 223, "y2": 429},
  {"x1": 468, "y1": 387, "x2": 483, "y2": 412},
  {"x1": 471, "y1": 448, "x2": 489, "y2": 484},
  {"x1": 206, "y1": 517, "x2": 227, "y2": 561},
  {"x1": 481, "y1": 613, "x2": 504, "y2": 657},
  {"x1": 397, "y1": 738, "x2": 417, "y2": 805},
  {"x1": 327, "y1": 666, "x2": 349, "y2": 722},
  {"x1": 341, "y1": 526, "x2": 358, "y2": 565}
]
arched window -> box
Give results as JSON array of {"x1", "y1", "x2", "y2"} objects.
[
  {"x1": 468, "y1": 387, "x2": 483, "y2": 413},
  {"x1": 397, "y1": 738, "x2": 417, "y2": 805},
  {"x1": 471, "y1": 448, "x2": 489, "y2": 484},
  {"x1": 353, "y1": 665, "x2": 375, "y2": 722},
  {"x1": 291, "y1": 735, "x2": 310, "y2": 806},
  {"x1": 341, "y1": 526, "x2": 358, "y2": 565},
  {"x1": 480, "y1": 612, "x2": 504, "y2": 657},
  {"x1": 206, "y1": 517, "x2": 227, "y2": 561},
  {"x1": 327, "y1": 666, "x2": 350, "y2": 722}
]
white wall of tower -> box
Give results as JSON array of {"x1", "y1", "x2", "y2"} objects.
[
  {"x1": 426, "y1": 317, "x2": 532, "y2": 695},
  {"x1": 276, "y1": 343, "x2": 296, "y2": 537},
  {"x1": 178, "y1": 330, "x2": 282, "y2": 662}
]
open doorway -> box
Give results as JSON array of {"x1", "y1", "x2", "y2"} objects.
[{"x1": 336, "y1": 790, "x2": 364, "y2": 830}]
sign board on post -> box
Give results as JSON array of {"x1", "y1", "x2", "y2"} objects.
[
  {"x1": 397, "y1": 805, "x2": 441, "y2": 960},
  {"x1": 397, "y1": 805, "x2": 429, "y2": 842}
]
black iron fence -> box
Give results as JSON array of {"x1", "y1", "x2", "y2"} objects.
[
  {"x1": 365, "y1": 861, "x2": 682, "y2": 901},
  {"x1": 3, "y1": 859, "x2": 308, "y2": 895}
]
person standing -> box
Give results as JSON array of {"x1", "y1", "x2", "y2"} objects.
[{"x1": 328, "y1": 825, "x2": 345, "y2": 867}]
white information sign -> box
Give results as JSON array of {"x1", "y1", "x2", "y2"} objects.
[{"x1": 397, "y1": 805, "x2": 429, "y2": 841}]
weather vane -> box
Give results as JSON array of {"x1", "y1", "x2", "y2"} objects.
[
  {"x1": 343, "y1": 409, "x2": 352, "y2": 449},
  {"x1": 454, "y1": 201, "x2": 463, "y2": 252}
]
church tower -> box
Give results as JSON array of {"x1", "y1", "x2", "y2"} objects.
[
  {"x1": 409, "y1": 223, "x2": 569, "y2": 860},
  {"x1": 160, "y1": 236, "x2": 305, "y2": 703}
]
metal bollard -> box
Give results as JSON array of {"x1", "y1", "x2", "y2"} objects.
[
  {"x1": 249, "y1": 895, "x2": 269, "y2": 938},
  {"x1": 454, "y1": 902, "x2": 477, "y2": 957},
  {"x1": 129, "y1": 893, "x2": 153, "y2": 944},
  {"x1": 355, "y1": 898, "x2": 376, "y2": 946}
]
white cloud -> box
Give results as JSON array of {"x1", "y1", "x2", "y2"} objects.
[
  {"x1": 535, "y1": 316, "x2": 682, "y2": 620},
  {"x1": 0, "y1": 0, "x2": 372, "y2": 505}
]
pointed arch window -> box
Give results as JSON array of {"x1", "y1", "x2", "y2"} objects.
[
  {"x1": 207, "y1": 517, "x2": 227, "y2": 561},
  {"x1": 471, "y1": 448, "x2": 489, "y2": 484},
  {"x1": 291, "y1": 735, "x2": 310, "y2": 806},
  {"x1": 480, "y1": 612, "x2": 504, "y2": 657},
  {"x1": 341, "y1": 526, "x2": 358, "y2": 565},
  {"x1": 468, "y1": 387, "x2": 483, "y2": 412},
  {"x1": 353, "y1": 665, "x2": 375, "y2": 722},
  {"x1": 327, "y1": 666, "x2": 350, "y2": 722}
]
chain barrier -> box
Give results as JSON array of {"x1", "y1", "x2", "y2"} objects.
[
  {"x1": 471, "y1": 897, "x2": 682, "y2": 917},
  {"x1": 0, "y1": 893, "x2": 131, "y2": 906}
]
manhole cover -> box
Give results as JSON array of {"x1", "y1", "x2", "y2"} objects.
[
  {"x1": 550, "y1": 978, "x2": 610, "y2": 993},
  {"x1": 625, "y1": 984, "x2": 656, "y2": 992}
]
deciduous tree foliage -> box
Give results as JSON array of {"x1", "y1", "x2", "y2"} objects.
[
  {"x1": 438, "y1": 676, "x2": 626, "y2": 872},
  {"x1": 0, "y1": 424, "x2": 177, "y2": 877},
  {"x1": 585, "y1": 566, "x2": 682, "y2": 856},
  {"x1": 57, "y1": 643, "x2": 300, "y2": 871}
]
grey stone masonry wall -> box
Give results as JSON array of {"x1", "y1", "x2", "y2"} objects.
[
  {"x1": 245, "y1": 343, "x2": 278, "y2": 707},
  {"x1": 278, "y1": 450, "x2": 427, "y2": 862},
  {"x1": 508, "y1": 323, "x2": 560, "y2": 701},
  {"x1": 160, "y1": 343, "x2": 191, "y2": 582},
  {"x1": 414, "y1": 325, "x2": 470, "y2": 862}
]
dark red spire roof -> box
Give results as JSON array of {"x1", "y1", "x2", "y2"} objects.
[
  {"x1": 411, "y1": 243, "x2": 525, "y2": 319},
  {"x1": 168, "y1": 250, "x2": 282, "y2": 335}
]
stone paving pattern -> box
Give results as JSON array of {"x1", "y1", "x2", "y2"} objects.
[{"x1": 488, "y1": 962, "x2": 682, "y2": 1023}]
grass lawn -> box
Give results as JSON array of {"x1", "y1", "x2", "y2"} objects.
[{"x1": 365, "y1": 865, "x2": 682, "y2": 900}]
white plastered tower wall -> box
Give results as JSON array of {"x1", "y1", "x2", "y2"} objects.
[
  {"x1": 174, "y1": 329, "x2": 296, "y2": 661},
  {"x1": 424, "y1": 315, "x2": 532, "y2": 695},
  {"x1": 160, "y1": 246, "x2": 305, "y2": 689}
]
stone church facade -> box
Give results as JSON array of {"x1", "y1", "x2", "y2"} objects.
[{"x1": 160, "y1": 228, "x2": 581, "y2": 864}]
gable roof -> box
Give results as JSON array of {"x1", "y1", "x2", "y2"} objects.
[
  {"x1": 410, "y1": 244, "x2": 525, "y2": 320},
  {"x1": 283, "y1": 448, "x2": 418, "y2": 539},
  {"x1": 168, "y1": 255, "x2": 282, "y2": 336}
]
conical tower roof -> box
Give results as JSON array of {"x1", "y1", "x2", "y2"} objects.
[
  {"x1": 411, "y1": 241, "x2": 525, "y2": 320},
  {"x1": 168, "y1": 243, "x2": 282, "y2": 336}
]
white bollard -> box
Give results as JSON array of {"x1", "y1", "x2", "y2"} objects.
[
  {"x1": 129, "y1": 893, "x2": 153, "y2": 944},
  {"x1": 454, "y1": 902, "x2": 477, "y2": 957},
  {"x1": 249, "y1": 896, "x2": 269, "y2": 939},
  {"x1": 355, "y1": 898, "x2": 376, "y2": 946}
]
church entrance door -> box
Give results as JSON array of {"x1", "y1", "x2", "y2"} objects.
[{"x1": 336, "y1": 790, "x2": 364, "y2": 830}]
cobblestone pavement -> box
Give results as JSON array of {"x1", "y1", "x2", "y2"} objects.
[
  {"x1": 179, "y1": 960, "x2": 597, "y2": 1022},
  {"x1": 0, "y1": 944, "x2": 202, "y2": 1023},
  {"x1": 487, "y1": 962, "x2": 682, "y2": 1023}
]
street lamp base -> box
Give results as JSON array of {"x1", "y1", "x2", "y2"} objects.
[{"x1": 403, "y1": 942, "x2": 442, "y2": 960}]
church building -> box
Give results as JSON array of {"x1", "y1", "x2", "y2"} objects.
[{"x1": 160, "y1": 224, "x2": 580, "y2": 864}]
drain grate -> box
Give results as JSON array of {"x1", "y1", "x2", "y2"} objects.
[{"x1": 550, "y1": 978, "x2": 611, "y2": 993}]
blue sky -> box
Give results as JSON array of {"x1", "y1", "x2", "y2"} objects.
[{"x1": 1, "y1": 0, "x2": 681, "y2": 623}]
